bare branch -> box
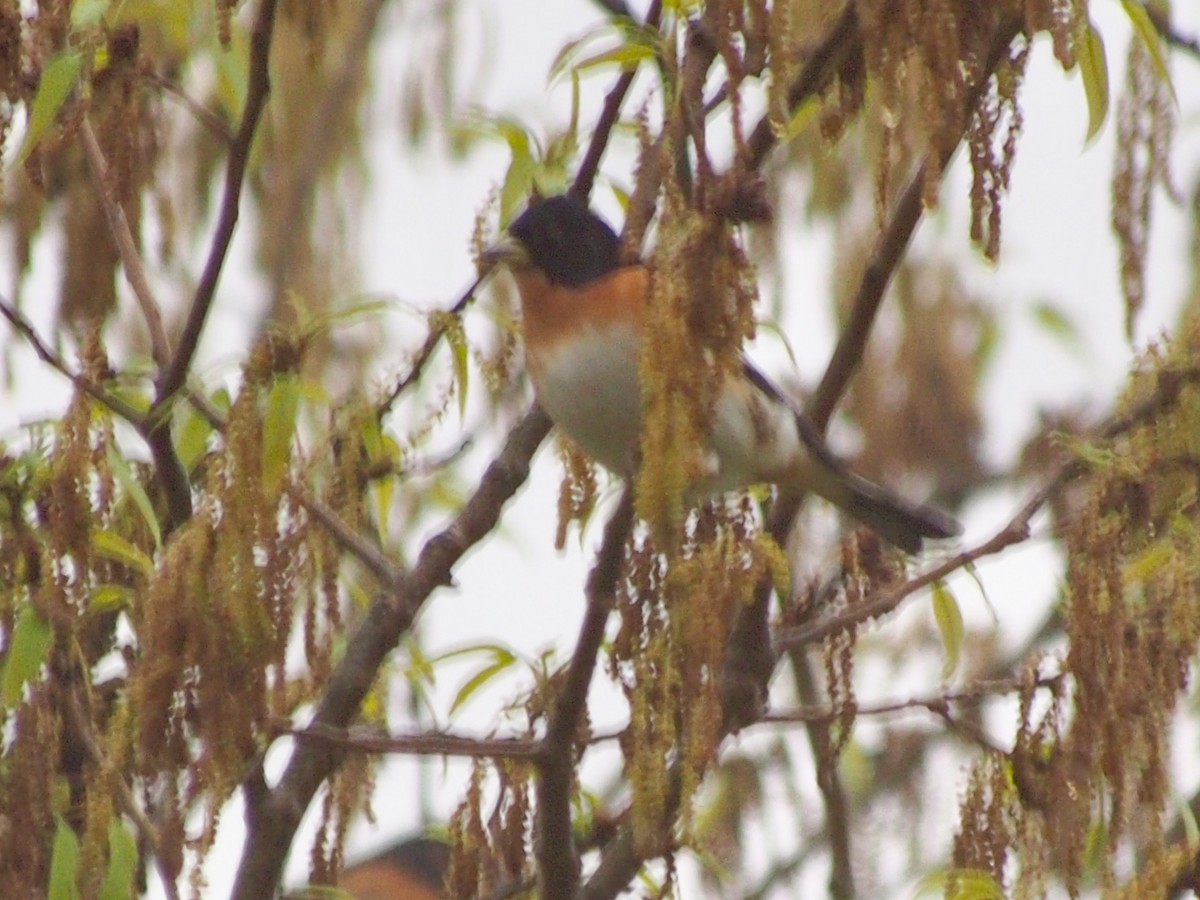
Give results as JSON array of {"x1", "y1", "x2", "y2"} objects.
[
  {"x1": 810, "y1": 18, "x2": 1022, "y2": 430},
  {"x1": 278, "y1": 721, "x2": 541, "y2": 759},
  {"x1": 744, "y1": 2, "x2": 859, "y2": 172},
  {"x1": 1144, "y1": 3, "x2": 1200, "y2": 61},
  {"x1": 589, "y1": 0, "x2": 633, "y2": 19},
  {"x1": 376, "y1": 274, "x2": 485, "y2": 420},
  {"x1": 144, "y1": 70, "x2": 235, "y2": 144},
  {"x1": 779, "y1": 364, "x2": 1200, "y2": 653},
  {"x1": 294, "y1": 488, "x2": 406, "y2": 590},
  {"x1": 535, "y1": 488, "x2": 635, "y2": 900},
  {"x1": 764, "y1": 674, "x2": 1066, "y2": 726},
  {"x1": 156, "y1": 0, "x2": 280, "y2": 404},
  {"x1": 0, "y1": 295, "x2": 146, "y2": 424},
  {"x1": 230, "y1": 405, "x2": 551, "y2": 899},
  {"x1": 78, "y1": 115, "x2": 171, "y2": 368},
  {"x1": 570, "y1": 1, "x2": 664, "y2": 203}
]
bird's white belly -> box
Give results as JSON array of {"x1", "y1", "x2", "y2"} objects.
[
  {"x1": 529, "y1": 324, "x2": 806, "y2": 494},
  {"x1": 529, "y1": 323, "x2": 643, "y2": 476}
]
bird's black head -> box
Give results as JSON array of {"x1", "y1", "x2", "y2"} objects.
[{"x1": 506, "y1": 195, "x2": 621, "y2": 287}]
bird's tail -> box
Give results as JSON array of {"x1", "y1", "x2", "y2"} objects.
[
  {"x1": 821, "y1": 469, "x2": 960, "y2": 554},
  {"x1": 741, "y1": 361, "x2": 960, "y2": 552}
]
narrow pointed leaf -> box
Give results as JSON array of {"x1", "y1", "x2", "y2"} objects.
[
  {"x1": 2, "y1": 607, "x2": 53, "y2": 707},
  {"x1": 1076, "y1": 21, "x2": 1109, "y2": 143},
  {"x1": 18, "y1": 50, "x2": 83, "y2": 164},
  {"x1": 931, "y1": 580, "x2": 963, "y2": 680}
]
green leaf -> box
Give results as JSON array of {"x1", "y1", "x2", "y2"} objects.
[
  {"x1": 1030, "y1": 301, "x2": 1079, "y2": 345},
  {"x1": 572, "y1": 42, "x2": 657, "y2": 75},
  {"x1": 931, "y1": 580, "x2": 963, "y2": 680},
  {"x1": 371, "y1": 436, "x2": 400, "y2": 536},
  {"x1": 1120, "y1": 0, "x2": 1177, "y2": 104},
  {"x1": 912, "y1": 868, "x2": 1005, "y2": 900},
  {"x1": 88, "y1": 584, "x2": 133, "y2": 613},
  {"x1": 17, "y1": 50, "x2": 83, "y2": 164},
  {"x1": 262, "y1": 373, "x2": 301, "y2": 496},
  {"x1": 1076, "y1": 20, "x2": 1109, "y2": 143},
  {"x1": 91, "y1": 529, "x2": 154, "y2": 578},
  {"x1": 212, "y1": 23, "x2": 249, "y2": 118},
  {"x1": 446, "y1": 657, "x2": 511, "y2": 720},
  {"x1": 107, "y1": 446, "x2": 161, "y2": 552},
  {"x1": 445, "y1": 318, "x2": 470, "y2": 421},
  {"x1": 2, "y1": 606, "x2": 53, "y2": 707},
  {"x1": 47, "y1": 818, "x2": 81, "y2": 900},
  {"x1": 98, "y1": 819, "x2": 137, "y2": 900},
  {"x1": 70, "y1": 0, "x2": 110, "y2": 30},
  {"x1": 432, "y1": 643, "x2": 519, "y2": 716},
  {"x1": 500, "y1": 142, "x2": 537, "y2": 225},
  {"x1": 1176, "y1": 787, "x2": 1200, "y2": 849},
  {"x1": 176, "y1": 405, "x2": 215, "y2": 474}
]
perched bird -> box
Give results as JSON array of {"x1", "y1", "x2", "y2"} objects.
[{"x1": 484, "y1": 195, "x2": 959, "y2": 553}]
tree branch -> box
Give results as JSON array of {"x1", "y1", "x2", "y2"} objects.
[
  {"x1": 535, "y1": 488, "x2": 635, "y2": 900},
  {"x1": 277, "y1": 722, "x2": 541, "y2": 759},
  {"x1": 778, "y1": 363, "x2": 1200, "y2": 653},
  {"x1": 78, "y1": 115, "x2": 171, "y2": 368},
  {"x1": 0, "y1": 295, "x2": 146, "y2": 424},
  {"x1": 156, "y1": 0, "x2": 280, "y2": 404},
  {"x1": 230, "y1": 405, "x2": 550, "y2": 900}
]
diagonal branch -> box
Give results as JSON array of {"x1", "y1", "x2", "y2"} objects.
[
  {"x1": 156, "y1": 0, "x2": 280, "y2": 404},
  {"x1": 230, "y1": 405, "x2": 550, "y2": 900},
  {"x1": 777, "y1": 364, "x2": 1200, "y2": 653},
  {"x1": 535, "y1": 488, "x2": 635, "y2": 900},
  {"x1": 78, "y1": 115, "x2": 172, "y2": 368},
  {"x1": 0, "y1": 295, "x2": 146, "y2": 424}
]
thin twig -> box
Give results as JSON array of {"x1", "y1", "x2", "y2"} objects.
[
  {"x1": 570, "y1": 0, "x2": 664, "y2": 204},
  {"x1": 294, "y1": 489, "x2": 406, "y2": 589},
  {"x1": 157, "y1": 0, "x2": 280, "y2": 403},
  {"x1": 589, "y1": 0, "x2": 633, "y2": 19},
  {"x1": 279, "y1": 722, "x2": 542, "y2": 759},
  {"x1": 0, "y1": 296, "x2": 146, "y2": 424},
  {"x1": 535, "y1": 488, "x2": 635, "y2": 900},
  {"x1": 745, "y1": 2, "x2": 859, "y2": 171},
  {"x1": 375, "y1": 274, "x2": 485, "y2": 420},
  {"x1": 276, "y1": 720, "x2": 626, "y2": 758},
  {"x1": 811, "y1": 18, "x2": 1022, "y2": 430},
  {"x1": 1144, "y1": 3, "x2": 1200, "y2": 61},
  {"x1": 144, "y1": 70, "x2": 235, "y2": 144},
  {"x1": 78, "y1": 115, "x2": 172, "y2": 368},
  {"x1": 764, "y1": 674, "x2": 1066, "y2": 725}
]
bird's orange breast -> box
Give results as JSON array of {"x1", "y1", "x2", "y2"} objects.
[
  {"x1": 513, "y1": 264, "x2": 649, "y2": 353},
  {"x1": 512, "y1": 265, "x2": 649, "y2": 475}
]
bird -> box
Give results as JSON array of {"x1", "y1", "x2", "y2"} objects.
[{"x1": 483, "y1": 194, "x2": 959, "y2": 553}]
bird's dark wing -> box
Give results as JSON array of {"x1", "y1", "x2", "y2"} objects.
[{"x1": 740, "y1": 358, "x2": 849, "y2": 476}]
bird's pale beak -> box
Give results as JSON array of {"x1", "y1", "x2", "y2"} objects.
[{"x1": 480, "y1": 234, "x2": 530, "y2": 272}]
